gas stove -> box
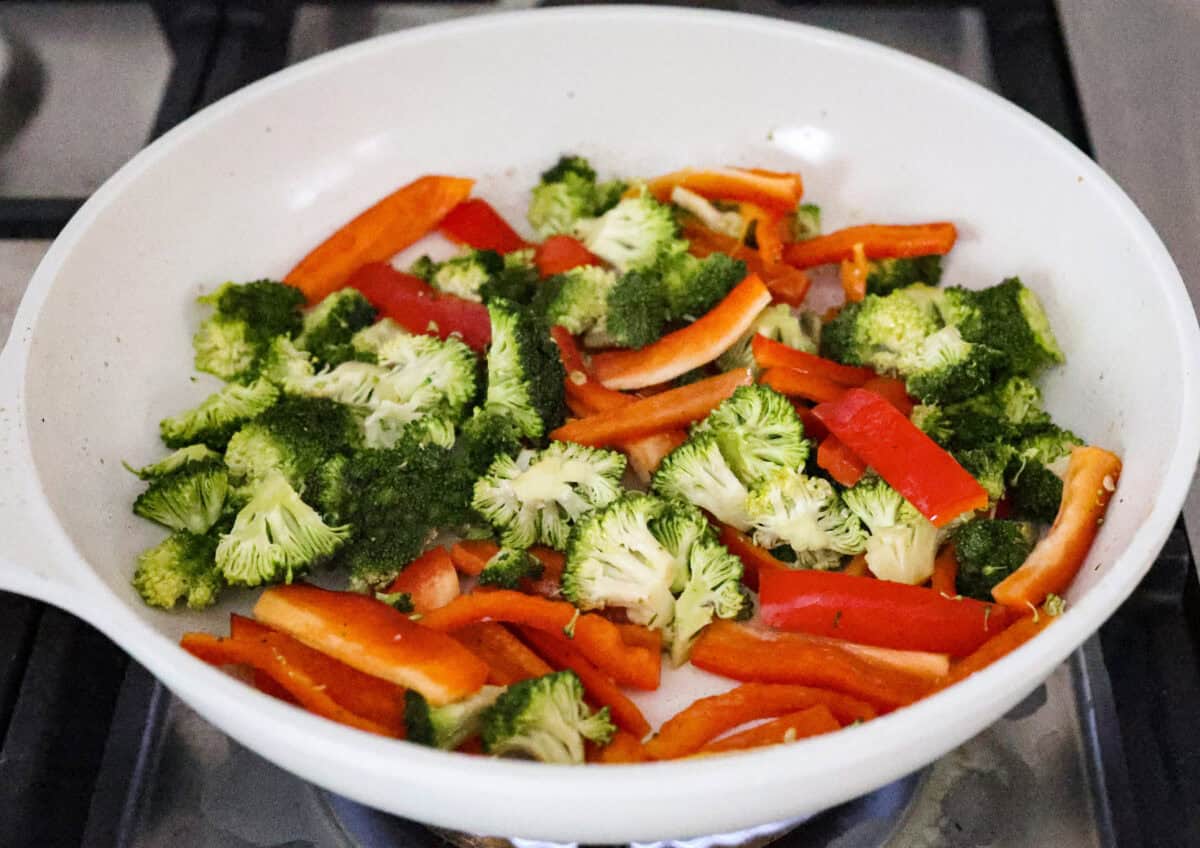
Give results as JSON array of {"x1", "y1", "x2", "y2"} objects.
[{"x1": 1, "y1": 3, "x2": 1199, "y2": 847}]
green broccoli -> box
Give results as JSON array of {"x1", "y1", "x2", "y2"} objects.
[
  {"x1": 651, "y1": 500, "x2": 716, "y2": 593},
  {"x1": 940, "y1": 278, "x2": 1064, "y2": 375},
  {"x1": 842, "y1": 475, "x2": 941, "y2": 584},
  {"x1": 1012, "y1": 426, "x2": 1084, "y2": 471},
  {"x1": 670, "y1": 535, "x2": 750, "y2": 665},
  {"x1": 529, "y1": 266, "x2": 615, "y2": 335},
  {"x1": 483, "y1": 299, "x2": 566, "y2": 440},
  {"x1": 160, "y1": 378, "x2": 280, "y2": 450},
  {"x1": 573, "y1": 195, "x2": 685, "y2": 273},
  {"x1": 223, "y1": 395, "x2": 360, "y2": 487},
  {"x1": 472, "y1": 442, "x2": 627, "y2": 550},
  {"x1": 820, "y1": 287, "x2": 940, "y2": 374},
  {"x1": 478, "y1": 547, "x2": 544, "y2": 589},
  {"x1": 669, "y1": 185, "x2": 746, "y2": 239},
  {"x1": 746, "y1": 469, "x2": 866, "y2": 564},
  {"x1": 350, "y1": 318, "x2": 409, "y2": 359},
  {"x1": 1006, "y1": 427, "x2": 1082, "y2": 523},
  {"x1": 901, "y1": 326, "x2": 1006, "y2": 404},
  {"x1": 133, "y1": 456, "x2": 229, "y2": 534},
  {"x1": 695, "y1": 384, "x2": 810, "y2": 486},
  {"x1": 652, "y1": 431, "x2": 753, "y2": 531},
  {"x1": 481, "y1": 670, "x2": 615, "y2": 763},
  {"x1": 591, "y1": 268, "x2": 670, "y2": 349},
  {"x1": 456, "y1": 409, "x2": 524, "y2": 479},
  {"x1": 295, "y1": 288, "x2": 377, "y2": 366},
  {"x1": 718, "y1": 305, "x2": 820, "y2": 372},
  {"x1": 953, "y1": 519, "x2": 1036, "y2": 600},
  {"x1": 428, "y1": 249, "x2": 505, "y2": 302},
  {"x1": 132, "y1": 530, "x2": 223, "y2": 609},
  {"x1": 216, "y1": 471, "x2": 350, "y2": 587},
  {"x1": 791, "y1": 203, "x2": 821, "y2": 240},
  {"x1": 193, "y1": 280, "x2": 305, "y2": 381},
  {"x1": 480, "y1": 261, "x2": 541, "y2": 307},
  {"x1": 260, "y1": 336, "x2": 317, "y2": 391},
  {"x1": 124, "y1": 444, "x2": 223, "y2": 480},
  {"x1": 953, "y1": 442, "x2": 1016, "y2": 503},
  {"x1": 658, "y1": 252, "x2": 747, "y2": 321},
  {"x1": 865, "y1": 255, "x2": 943, "y2": 296},
  {"x1": 405, "y1": 686, "x2": 506, "y2": 750},
  {"x1": 911, "y1": 376, "x2": 1052, "y2": 450},
  {"x1": 527, "y1": 155, "x2": 625, "y2": 238}
]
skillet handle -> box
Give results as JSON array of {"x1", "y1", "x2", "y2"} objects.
[{"x1": 0, "y1": 342, "x2": 80, "y2": 607}]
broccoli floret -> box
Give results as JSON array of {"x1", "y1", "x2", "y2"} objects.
[
  {"x1": 930, "y1": 376, "x2": 1052, "y2": 449},
  {"x1": 820, "y1": 288, "x2": 940, "y2": 373},
  {"x1": 843, "y1": 476, "x2": 940, "y2": 584},
  {"x1": 954, "y1": 442, "x2": 1016, "y2": 503},
  {"x1": 429, "y1": 249, "x2": 505, "y2": 302},
  {"x1": 652, "y1": 431, "x2": 754, "y2": 531},
  {"x1": 747, "y1": 468, "x2": 866, "y2": 561},
  {"x1": 1008, "y1": 464, "x2": 1064, "y2": 524},
  {"x1": 224, "y1": 395, "x2": 360, "y2": 487},
  {"x1": 901, "y1": 326, "x2": 1006, "y2": 404},
  {"x1": 670, "y1": 536, "x2": 750, "y2": 665},
  {"x1": 350, "y1": 318, "x2": 409, "y2": 359},
  {"x1": 480, "y1": 262, "x2": 541, "y2": 307},
  {"x1": 125, "y1": 444, "x2": 223, "y2": 480},
  {"x1": 374, "y1": 333, "x2": 478, "y2": 417},
  {"x1": 529, "y1": 266, "x2": 615, "y2": 335},
  {"x1": 941, "y1": 278, "x2": 1064, "y2": 375},
  {"x1": 1012, "y1": 426, "x2": 1084, "y2": 471},
  {"x1": 954, "y1": 519, "x2": 1036, "y2": 600},
  {"x1": 573, "y1": 195, "x2": 684, "y2": 273},
  {"x1": 132, "y1": 531, "x2": 223, "y2": 610},
  {"x1": 405, "y1": 686, "x2": 506, "y2": 750},
  {"x1": 910, "y1": 404, "x2": 953, "y2": 445},
  {"x1": 133, "y1": 457, "x2": 229, "y2": 534},
  {"x1": 260, "y1": 335, "x2": 318, "y2": 391},
  {"x1": 866, "y1": 255, "x2": 943, "y2": 297},
  {"x1": 478, "y1": 547, "x2": 544, "y2": 589},
  {"x1": 562, "y1": 493, "x2": 680, "y2": 629},
  {"x1": 193, "y1": 280, "x2": 305, "y2": 381},
  {"x1": 160, "y1": 379, "x2": 280, "y2": 450},
  {"x1": 483, "y1": 299, "x2": 566, "y2": 440},
  {"x1": 791, "y1": 203, "x2": 821, "y2": 240},
  {"x1": 651, "y1": 500, "x2": 716, "y2": 593},
  {"x1": 481, "y1": 670, "x2": 615, "y2": 763},
  {"x1": 695, "y1": 385, "x2": 810, "y2": 486},
  {"x1": 528, "y1": 156, "x2": 626, "y2": 238},
  {"x1": 592, "y1": 268, "x2": 670, "y2": 349},
  {"x1": 457, "y1": 409, "x2": 524, "y2": 477},
  {"x1": 659, "y1": 252, "x2": 747, "y2": 321},
  {"x1": 295, "y1": 289, "x2": 377, "y2": 367},
  {"x1": 216, "y1": 471, "x2": 349, "y2": 586},
  {"x1": 472, "y1": 442, "x2": 626, "y2": 550},
  {"x1": 718, "y1": 305, "x2": 820, "y2": 372}
]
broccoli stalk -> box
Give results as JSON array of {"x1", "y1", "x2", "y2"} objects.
[
  {"x1": 953, "y1": 519, "x2": 1036, "y2": 600},
  {"x1": 132, "y1": 531, "x2": 223, "y2": 610},
  {"x1": 405, "y1": 686, "x2": 506, "y2": 750},
  {"x1": 842, "y1": 476, "x2": 941, "y2": 585},
  {"x1": 477, "y1": 548, "x2": 544, "y2": 589},
  {"x1": 746, "y1": 469, "x2": 866, "y2": 567},
  {"x1": 481, "y1": 671, "x2": 615, "y2": 763}
]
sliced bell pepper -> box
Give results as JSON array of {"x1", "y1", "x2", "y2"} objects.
[
  {"x1": 590, "y1": 275, "x2": 771, "y2": 389},
  {"x1": 782, "y1": 222, "x2": 958, "y2": 269},
  {"x1": 418, "y1": 590, "x2": 661, "y2": 691},
  {"x1": 697, "y1": 705, "x2": 841, "y2": 755},
  {"x1": 758, "y1": 568, "x2": 1010, "y2": 656},
  {"x1": 616, "y1": 623, "x2": 663, "y2": 654},
  {"x1": 438, "y1": 198, "x2": 530, "y2": 254},
  {"x1": 751, "y1": 335, "x2": 874, "y2": 386},
  {"x1": 590, "y1": 730, "x2": 649, "y2": 764},
  {"x1": 762, "y1": 266, "x2": 812, "y2": 307},
  {"x1": 252, "y1": 584, "x2": 489, "y2": 706},
  {"x1": 760, "y1": 367, "x2": 847, "y2": 404},
  {"x1": 285, "y1": 175, "x2": 474, "y2": 303},
  {"x1": 813, "y1": 388, "x2": 988, "y2": 526},
  {"x1": 346, "y1": 261, "x2": 491, "y2": 351},
  {"x1": 550, "y1": 369, "x2": 752, "y2": 448},
  {"x1": 453, "y1": 622, "x2": 553, "y2": 685},
  {"x1": 623, "y1": 430, "x2": 689, "y2": 483},
  {"x1": 534, "y1": 235, "x2": 602, "y2": 276},
  {"x1": 382, "y1": 547, "x2": 461, "y2": 614},
  {"x1": 716, "y1": 523, "x2": 788, "y2": 593},
  {"x1": 861, "y1": 375, "x2": 915, "y2": 416},
  {"x1": 519, "y1": 626, "x2": 652, "y2": 738},
  {"x1": 816, "y1": 435, "x2": 867, "y2": 487},
  {"x1": 449, "y1": 540, "x2": 499, "y2": 576},
  {"x1": 940, "y1": 611, "x2": 1052, "y2": 687},
  {"x1": 842, "y1": 553, "x2": 870, "y2": 577},
  {"x1": 740, "y1": 202, "x2": 785, "y2": 265},
  {"x1": 930, "y1": 543, "x2": 959, "y2": 597},
  {"x1": 643, "y1": 682, "x2": 874, "y2": 760},
  {"x1": 840, "y1": 242, "x2": 869, "y2": 302},
  {"x1": 992, "y1": 446, "x2": 1122, "y2": 609},
  {"x1": 689, "y1": 621, "x2": 934, "y2": 711},
  {"x1": 646, "y1": 167, "x2": 804, "y2": 215},
  {"x1": 830, "y1": 639, "x2": 950, "y2": 681},
  {"x1": 527, "y1": 546, "x2": 566, "y2": 598},
  {"x1": 794, "y1": 403, "x2": 829, "y2": 441}
]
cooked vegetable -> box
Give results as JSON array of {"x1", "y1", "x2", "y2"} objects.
[
  {"x1": 528, "y1": 155, "x2": 625, "y2": 238},
  {"x1": 477, "y1": 547, "x2": 544, "y2": 590},
  {"x1": 295, "y1": 288, "x2": 377, "y2": 367},
  {"x1": 659, "y1": 251, "x2": 748, "y2": 321},
  {"x1": 533, "y1": 234, "x2": 602, "y2": 277},
  {"x1": 695, "y1": 384, "x2": 810, "y2": 485},
  {"x1": 405, "y1": 685, "x2": 506, "y2": 750},
  {"x1": 645, "y1": 167, "x2": 804, "y2": 215},
  {"x1": 953, "y1": 442, "x2": 1016, "y2": 503},
  {"x1": 901, "y1": 325, "x2": 1006, "y2": 405},
  {"x1": 953, "y1": 519, "x2": 1037, "y2": 601},
  {"x1": 670, "y1": 534, "x2": 751, "y2": 665},
  {"x1": 573, "y1": 195, "x2": 683, "y2": 273},
  {"x1": 841, "y1": 474, "x2": 940, "y2": 584},
  {"x1": 910, "y1": 375, "x2": 1052, "y2": 450},
  {"x1": 816, "y1": 435, "x2": 867, "y2": 488},
  {"x1": 160, "y1": 378, "x2": 279, "y2": 450},
  {"x1": 820, "y1": 285, "x2": 941, "y2": 375},
  {"x1": 440, "y1": 198, "x2": 529, "y2": 253},
  {"x1": 653, "y1": 431, "x2": 754, "y2": 531},
  {"x1": 791, "y1": 203, "x2": 821, "y2": 240},
  {"x1": 193, "y1": 280, "x2": 305, "y2": 382},
  {"x1": 455, "y1": 622, "x2": 554, "y2": 685},
  {"x1": 132, "y1": 457, "x2": 229, "y2": 534},
  {"x1": 125, "y1": 444, "x2": 224, "y2": 480},
  {"x1": 381, "y1": 547, "x2": 460, "y2": 614},
  {"x1": 940, "y1": 277, "x2": 1064, "y2": 375},
  {"x1": 717, "y1": 305, "x2": 820, "y2": 373},
  {"x1": 133, "y1": 531, "x2": 223, "y2": 610},
  {"x1": 1007, "y1": 426, "x2": 1085, "y2": 522},
  {"x1": 347, "y1": 262, "x2": 492, "y2": 352},
  {"x1": 425, "y1": 248, "x2": 505, "y2": 302},
  {"x1": 483, "y1": 298, "x2": 567, "y2": 440},
  {"x1": 224, "y1": 395, "x2": 359, "y2": 487},
  {"x1": 481, "y1": 670, "x2": 616, "y2": 763},
  {"x1": 865, "y1": 255, "x2": 943, "y2": 296},
  {"x1": 783, "y1": 222, "x2": 957, "y2": 269},
  {"x1": 699, "y1": 705, "x2": 841, "y2": 755},
  {"x1": 750, "y1": 333, "x2": 870, "y2": 385},
  {"x1": 529, "y1": 265, "x2": 615, "y2": 335},
  {"x1": 747, "y1": 469, "x2": 866, "y2": 568}
]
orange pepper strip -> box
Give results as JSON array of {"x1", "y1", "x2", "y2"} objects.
[
  {"x1": 839, "y1": 242, "x2": 869, "y2": 302},
  {"x1": 698, "y1": 705, "x2": 841, "y2": 755},
  {"x1": 751, "y1": 335, "x2": 874, "y2": 386},
  {"x1": 760, "y1": 367, "x2": 848, "y2": 404},
  {"x1": 644, "y1": 682, "x2": 875, "y2": 760},
  {"x1": 689, "y1": 621, "x2": 933, "y2": 711},
  {"x1": 623, "y1": 430, "x2": 689, "y2": 483},
  {"x1": 992, "y1": 446, "x2": 1122, "y2": 609},
  {"x1": 449, "y1": 540, "x2": 500, "y2": 576},
  {"x1": 550, "y1": 369, "x2": 753, "y2": 448},
  {"x1": 284, "y1": 175, "x2": 474, "y2": 303},
  {"x1": 782, "y1": 222, "x2": 958, "y2": 269},
  {"x1": 453, "y1": 623, "x2": 553, "y2": 686},
  {"x1": 229, "y1": 615, "x2": 406, "y2": 733},
  {"x1": 590, "y1": 275, "x2": 771, "y2": 389},
  {"x1": 861, "y1": 375, "x2": 915, "y2": 417},
  {"x1": 939, "y1": 613, "x2": 1052, "y2": 687},
  {"x1": 419, "y1": 591, "x2": 661, "y2": 691},
  {"x1": 741, "y1": 202, "x2": 785, "y2": 265},
  {"x1": 616, "y1": 623, "x2": 663, "y2": 654},
  {"x1": 930, "y1": 544, "x2": 959, "y2": 598},
  {"x1": 590, "y1": 730, "x2": 650, "y2": 764},
  {"x1": 253, "y1": 584, "x2": 488, "y2": 706},
  {"x1": 817, "y1": 435, "x2": 867, "y2": 487},
  {"x1": 519, "y1": 626, "x2": 652, "y2": 738},
  {"x1": 646, "y1": 167, "x2": 803, "y2": 215},
  {"x1": 843, "y1": 553, "x2": 870, "y2": 577},
  {"x1": 382, "y1": 547, "x2": 460, "y2": 614},
  {"x1": 716, "y1": 523, "x2": 788, "y2": 593},
  {"x1": 763, "y1": 266, "x2": 812, "y2": 307},
  {"x1": 181, "y1": 631, "x2": 398, "y2": 737}
]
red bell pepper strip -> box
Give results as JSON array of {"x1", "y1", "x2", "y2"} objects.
[
  {"x1": 252, "y1": 584, "x2": 489, "y2": 706},
  {"x1": 418, "y1": 590, "x2": 661, "y2": 690},
  {"x1": 591, "y1": 275, "x2": 771, "y2": 389},
  {"x1": 284, "y1": 175, "x2": 474, "y2": 303},
  {"x1": 760, "y1": 367, "x2": 847, "y2": 404},
  {"x1": 751, "y1": 335, "x2": 873, "y2": 386},
  {"x1": 534, "y1": 235, "x2": 602, "y2": 276},
  {"x1": 228, "y1": 615, "x2": 407, "y2": 733},
  {"x1": 550, "y1": 369, "x2": 752, "y2": 448},
  {"x1": 519, "y1": 626, "x2": 652, "y2": 738},
  {"x1": 813, "y1": 388, "x2": 988, "y2": 526},
  {"x1": 759, "y1": 568, "x2": 1010, "y2": 657},
  {"x1": 839, "y1": 242, "x2": 869, "y2": 303},
  {"x1": 591, "y1": 729, "x2": 650, "y2": 764},
  {"x1": 346, "y1": 262, "x2": 491, "y2": 351},
  {"x1": 930, "y1": 544, "x2": 959, "y2": 597},
  {"x1": 794, "y1": 403, "x2": 829, "y2": 441},
  {"x1": 643, "y1": 683, "x2": 874, "y2": 760},
  {"x1": 438, "y1": 198, "x2": 529, "y2": 253},
  {"x1": 383, "y1": 547, "x2": 461, "y2": 614},
  {"x1": 453, "y1": 623, "x2": 554, "y2": 686},
  {"x1": 448, "y1": 540, "x2": 499, "y2": 576},
  {"x1": 782, "y1": 222, "x2": 958, "y2": 269},
  {"x1": 861, "y1": 375, "x2": 915, "y2": 417},
  {"x1": 689, "y1": 621, "x2": 934, "y2": 711},
  {"x1": 992, "y1": 446, "x2": 1122, "y2": 609},
  {"x1": 716, "y1": 523, "x2": 789, "y2": 593},
  {"x1": 817, "y1": 435, "x2": 867, "y2": 487},
  {"x1": 940, "y1": 611, "x2": 1052, "y2": 687},
  {"x1": 645, "y1": 167, "x2": 804, "y2": 215},
  {"x1": 697, "y1": 705, "x2": 841, "y2": 756}
]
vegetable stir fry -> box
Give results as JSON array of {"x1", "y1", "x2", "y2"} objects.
[{"x1": 128, "y1": 156, "x2": 1121, "y2": 764}]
